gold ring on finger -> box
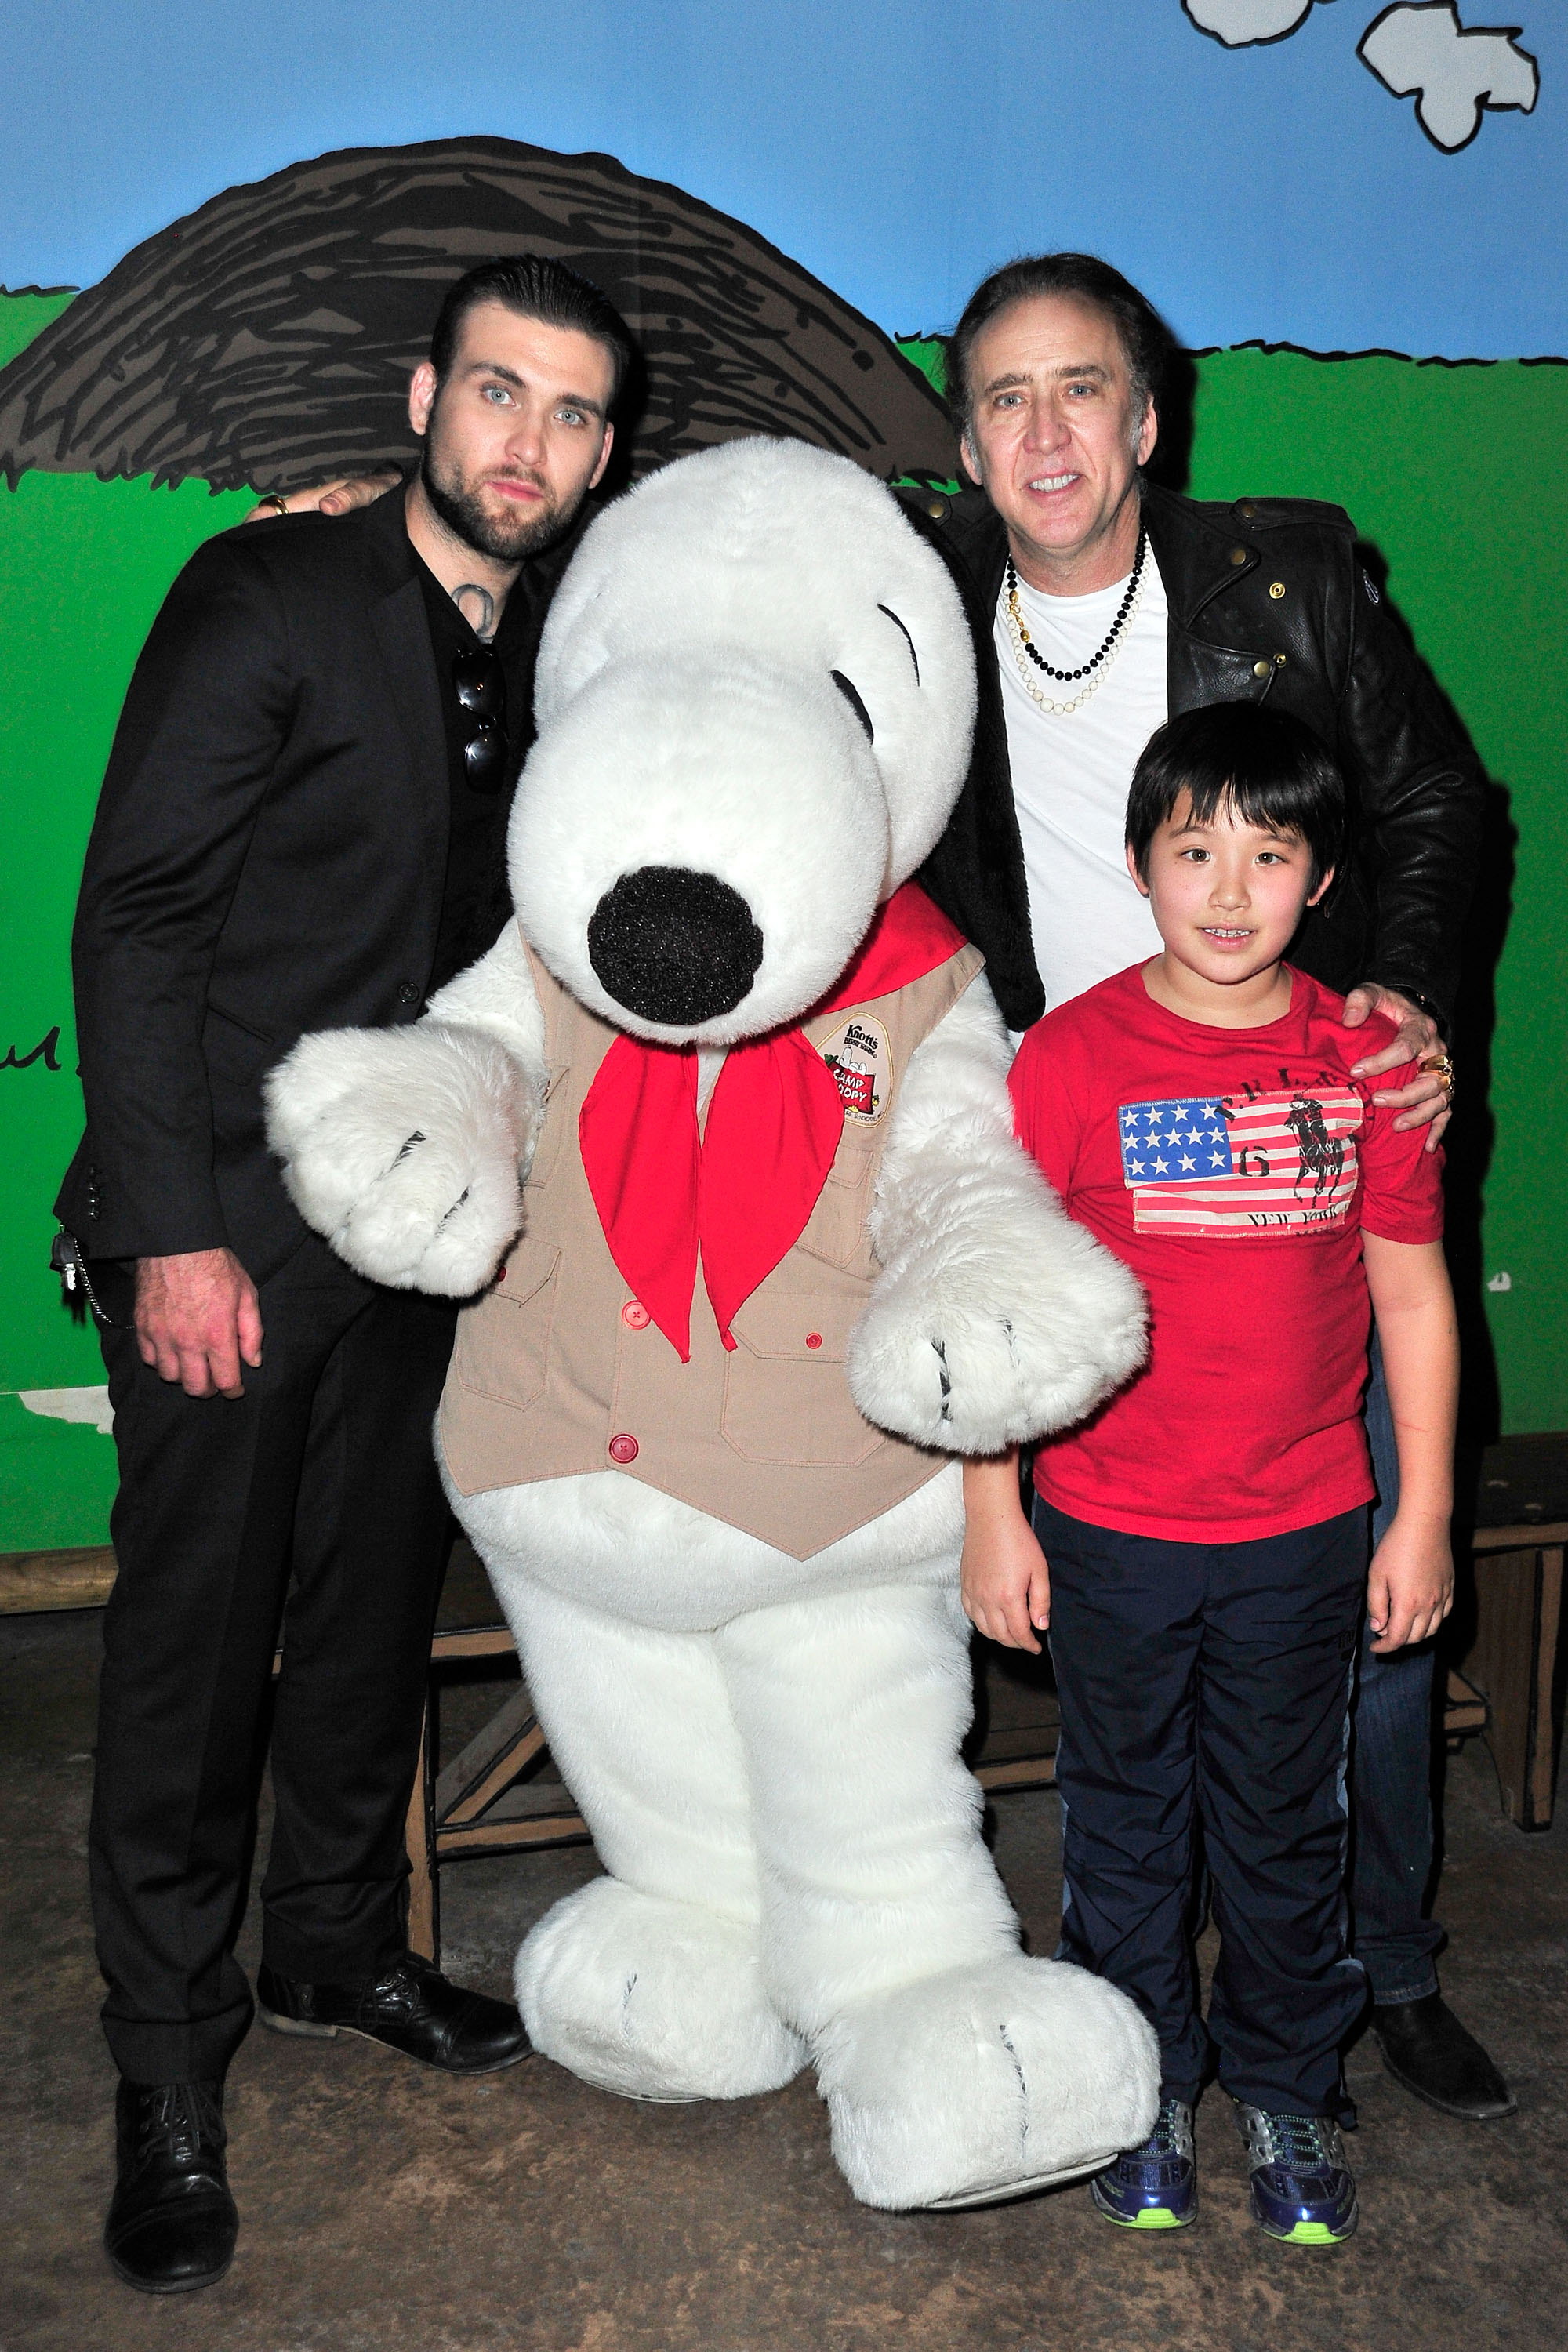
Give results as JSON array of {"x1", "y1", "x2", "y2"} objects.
[{"x1": 1419, "y1": 1051, "x2": 1455, "y2": 1102}]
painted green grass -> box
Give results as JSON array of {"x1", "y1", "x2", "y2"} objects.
[
  {"x1": 1185, "y1": 350, "x2": 1566, "y2": 1437},
  {"x1": 0, "y1": 286, "x2": 74, "y2": 368},
  {"x1": 0, "y1": 446, "x2": 257, "y2": 1545},
  {"x1": 895, "y1": 333, "x2": 948, "y2": 397},
  {"x1": 0, "y1": 1397, "x2": 119, "y2": 1553},
  {"x1": 1, "y1": 318, "x2": 1562, "y2": 1544}
]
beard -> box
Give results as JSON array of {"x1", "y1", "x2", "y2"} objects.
[{"x1": 419, "y1": 437, "x2": 568, "y2": 564}]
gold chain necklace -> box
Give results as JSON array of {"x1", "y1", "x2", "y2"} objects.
[{"x1": 1002, "y1": 547, "x2": 1149, "y2": 717}]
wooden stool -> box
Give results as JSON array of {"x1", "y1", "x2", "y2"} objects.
[
  {"x1": 1456, "y1": 1434, "x2": 1567, "y2": 1831},
  {"x1": 403, "y1": 1619, "x2": 589, "y2": 1964}
]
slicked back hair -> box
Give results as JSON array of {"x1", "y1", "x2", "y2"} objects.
[
  {"x1": 946, "y1": 253, "x2": 1175, "y2": 456},
  {"x1": 1126, "y1": 703, "x2": 1345, "y2": 892},
  {"x1": 428, "y1": 254, "x2": 636, "y2": 410}
]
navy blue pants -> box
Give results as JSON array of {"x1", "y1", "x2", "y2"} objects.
[
  {"x1": 1040, "y1": 1498, "x2": 1370, "y2": 2114},
  {"x1": 1351, "y1": 1339, "x2": 1445, "y2": 2003}
]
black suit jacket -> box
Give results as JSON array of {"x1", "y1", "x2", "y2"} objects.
[
  {"x1": 907, "y1": 480, "x2": 1487, "y2": 1033},
  {"x1": 57, "y1": 484, "x2": 560, "y2": 1282}
]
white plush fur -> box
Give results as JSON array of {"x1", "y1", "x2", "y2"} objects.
[
  {"x1": 449, "y1": 1454, "x2": 967, "y2": 1636},
  {"x1": 263, "y1": 1011, "x2": 537, "y2": 1294},
  {"x1": 816, "y1": 1958, "x2": 1161, "y2": 2209},
  {"x1": 511, "y1": 650, "x2": 890, "y2": 1044},
  {"x1": 495, "y1": 1566, "x2": 1156, "y2": 2204},
  {"x1": 519, "y1": 1881, "x2": 807, "y2": 2102},
  {"x1": 265, "y1": 927, "x2": 548, "y2": 1296},
  {"x1": 848, "y1": 979, "x2": 1149, "y2": 1451},
  {"x1": 514, "y1": 439, "x2": 978, "y2": 1046},
  {"x1": 274, "y1": 440, "x2": 1159, "y2": 2205},
  {"x1": 424, "y1": 922, "x2": 548, "y2": 1080}
]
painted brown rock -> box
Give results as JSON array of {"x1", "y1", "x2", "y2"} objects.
[{"x1": 0, "y1": 136, "x2": 957, "y2": 494}]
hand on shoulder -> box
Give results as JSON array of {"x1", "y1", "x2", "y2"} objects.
[
  {"x1": 242, "y1": 469, "x2": 403, "y2": 524},
  {"x1": 1341, "y1": 982, "x2": 1450, "y2": 1148}
]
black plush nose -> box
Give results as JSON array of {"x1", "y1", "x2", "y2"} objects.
[{"x1": 587, "y1": 866, "x2": 764, "y2": 1025}]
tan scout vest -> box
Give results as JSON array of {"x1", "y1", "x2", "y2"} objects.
[{"x1": 439, "y1": 929, "x2": 985, "y2": 1559}]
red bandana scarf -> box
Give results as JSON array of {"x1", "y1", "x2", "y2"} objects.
[{"x1": 578, "y1": 881, "x2": 967, "y2": 1359}]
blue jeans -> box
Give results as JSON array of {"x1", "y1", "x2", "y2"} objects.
[{"x1": 1349, "y1": 1338, "x2": 1445, "y2": 2004}]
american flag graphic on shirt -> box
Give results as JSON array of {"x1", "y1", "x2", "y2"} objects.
[{"x1": 1118, "y1": 1087, "x2": 1363, "y2": 1237}]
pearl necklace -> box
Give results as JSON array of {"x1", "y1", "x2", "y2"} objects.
[{"x1": 1003, "y1": 534, "x2": 1149, "y2": 716}]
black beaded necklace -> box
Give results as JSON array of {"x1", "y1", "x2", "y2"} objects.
[{"x1": 1005, "y1": 528, "x2": 1149, "y2": 683}]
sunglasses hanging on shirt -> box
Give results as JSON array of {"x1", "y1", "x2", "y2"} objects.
[{"x1": 451, "y1": 648, "x2": 510, "y2": 795}]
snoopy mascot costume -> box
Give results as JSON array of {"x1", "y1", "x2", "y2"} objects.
[{"x1": 266, "y1": 437, "x2": 1157, "y2": 2211}]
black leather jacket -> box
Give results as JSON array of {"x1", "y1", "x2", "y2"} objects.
[{"x1": 907, "y1": 479, "x2": 1486, "y2": 1034}]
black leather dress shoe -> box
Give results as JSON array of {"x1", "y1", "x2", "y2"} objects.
[
  {"x1": 256, "y1": 1951, "x2": 531, "y2": 2074},
  {"x1": 105, "y1": 2078, "x2": 238, "y2": 2295},
  {"x1": 1373, "y1": 1992, "x2": 1517, "y2": 2121}
]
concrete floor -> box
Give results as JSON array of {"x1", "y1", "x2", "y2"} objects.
[{"x1": 3, "y1": 1599, "x2": 1564, "y2": 2352}]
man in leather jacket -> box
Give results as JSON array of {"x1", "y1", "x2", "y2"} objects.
[
  {"x1": 915, "y1": 336, "x2": 1477, "y2": 1062},
  {"x1": 909, "y1": 253, "x2": 1509, "y2": 2135}
]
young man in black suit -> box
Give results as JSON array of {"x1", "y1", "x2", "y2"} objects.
[{"x1": 57, "y1": 256, "x2": 629, "y2": 2296}]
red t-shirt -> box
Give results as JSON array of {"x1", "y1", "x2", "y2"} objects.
[{"x1": 1008, "y1": 964, "x2": 1445, "y2": 1543}]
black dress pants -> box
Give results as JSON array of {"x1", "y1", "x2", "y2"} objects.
[
  {"x1": 89, "y1": 1234, "x2": 458, "y2": 2084},
  {"x1": 1040, "y1": 1497, "x2": 1369, "y2": 2117}
]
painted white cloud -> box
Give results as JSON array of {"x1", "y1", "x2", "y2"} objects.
[
  {"x1": 1359, "y1": 4, "x2": 1539, "y2": 151},
  {"x1": 1183, "y1": 0, "x2": 1321, "y2": 42},
  {"x1": 15, "y1": 1385, "x2": 115, "y2": 1436}
]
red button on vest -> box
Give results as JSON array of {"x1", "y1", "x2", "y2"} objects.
[
  {"x1": 622, "y1": 1300, "x2": 651, "y2": 1329},
  {"x1": 805, "y1": 1332, "x2": 823, "y2": 1350},
  {"x1": 608, "y1": 1432, "x2": 640, "y2": 1465}
]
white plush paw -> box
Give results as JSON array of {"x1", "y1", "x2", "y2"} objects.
[
  {"x1": 846, "y1": 1220, "x2": 1146, "y2": 1453},
  {"x1": 814, "y1": 1953, "x2": 1160, "y2": 2211},
  {"x1": 263, "y1": 1023, "x2": 534, "y2": 1294},
  {"x1": 517, "y1": 1878, "x2": 808, "y2": 2102}
]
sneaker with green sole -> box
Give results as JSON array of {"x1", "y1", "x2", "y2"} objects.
[
  {"x1": 1234, "y1": 2103, "x2": 1357, "y2": 2243},
  {"x1": 1089, "y1": 2097, "x2": 1197, "y2": 2229}
]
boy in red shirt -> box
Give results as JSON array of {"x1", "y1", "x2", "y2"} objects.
[{"x1": 964, "y1": 702, "x2": 1457, "y2": 2245}]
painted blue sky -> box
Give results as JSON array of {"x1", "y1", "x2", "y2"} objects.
[{"x1": 5, "y1": 0, "x2": 1561, "y2": 357}]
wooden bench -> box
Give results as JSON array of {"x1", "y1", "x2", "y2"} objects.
[
  {"x1": 401, "y1": 1441, "x2": 1567, "y2": 1958},
  {"x1": 400, "y1": 1556, "x2": 1069, "y2": 1966},
  {"x1": 5, "y1": 1439, "x2": 1560, "y2": 1963},
  {"x1": 1457, "y1": 1433, "x2": 1567, "y2": 1831}
]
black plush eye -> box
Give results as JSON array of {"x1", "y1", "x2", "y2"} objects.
[
  {"x1": 877, "y1": 604, "x2": 920, "y2": 682},
  {"x1": 830, "y1": 670, "x2": 874, "y2": 742}
]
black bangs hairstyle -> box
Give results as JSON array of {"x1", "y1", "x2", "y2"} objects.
[
  {"x1": 1126, "y1": 703, "x2": 1345, "y2": 891},
  {"x1": 428, "y1": 254, "x2": 636, "y2": 410}
]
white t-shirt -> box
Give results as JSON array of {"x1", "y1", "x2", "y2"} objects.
[{"x1": 993, "y1": 548, "x2": 1168, "y2": 1020}]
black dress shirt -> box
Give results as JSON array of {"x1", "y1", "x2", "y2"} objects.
[{"x1": 416, "y1": 560, "x2": 537, "y2": 993}]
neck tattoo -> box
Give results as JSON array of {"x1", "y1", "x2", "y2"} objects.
[{"x1": 451, "y1": 583, "x2": 496, "y2": 642}]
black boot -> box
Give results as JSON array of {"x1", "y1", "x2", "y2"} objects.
[
  {"x1": 104, "y1": 2078, "x2": 238, "y2": 2294},
  {"x1": 256, "y1": 1951, "x2": 531, "y2": 2074},
  {"x1": 1372, "y1": 1992, "x2": 1517, "y2": 2121}
]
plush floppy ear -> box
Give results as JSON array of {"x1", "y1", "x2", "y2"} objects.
[
  {"x1": 532, "y1": 440, "x2": 978, "y2": 883},
  {"x1": 867, "y1": 515, "x2": 979, "y2": 890},
  {"x1": 903, "y1": 506, "x2": 1043, "y2": 1033}
]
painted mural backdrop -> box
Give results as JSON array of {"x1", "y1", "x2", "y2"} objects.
[{"x1": 1, "y1": 2, "x2": 1562, "y2": 1549}]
